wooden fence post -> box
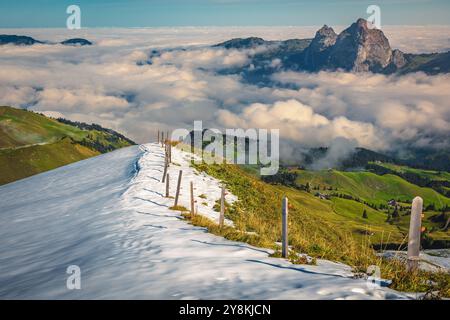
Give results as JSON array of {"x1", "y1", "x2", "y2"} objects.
[
  {"x1": 219, "y1": 185, "x2": 225, "y2": 227},
  {"x1": 282, "y1": 197, "x2": 289, "y2": 258},
  {"x1": 407, "y1": 196, "x2": 423, "y2": 272},
  {"x1": 174, "y1": 170, "x2": 183, "y2": 207},
  {"x1": 161, "y1": 132, "x2": 165, "y2": 147},
  {"x1": 190, "y1": 181, "x2": 195, "y2": 215},
  {"x1": 161, "y1": 156, "x2": 168, "y2": 183},
  {"x1": 157, "y1": 130, "x2": 160, "y2": 144},
  {"x1": 165, "y1": 143, "x2": 168, "y2": 159},
  {"x1": 165, "y1": 173, "x2": 170, "y2": 197}
]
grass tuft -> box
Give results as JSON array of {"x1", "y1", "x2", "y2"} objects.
[{"x1": 169, "y1": 205, "x2": 189, "y2": 212}]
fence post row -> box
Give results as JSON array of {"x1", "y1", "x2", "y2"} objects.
[
  {"x1": 282, "y1": 197, "x2": 289, "y2": 259},
  {"x1": 407, "y1": 196, "x2": 423, "y2": 272},
  {"x1": 174, "y1": 170, "x2": 183, "y2": 207}
]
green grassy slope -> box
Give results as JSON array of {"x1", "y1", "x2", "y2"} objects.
[
  {"x1": 374, "y1": 163, "x2": 450, "y2": 182},
  {"x1": 0, "y1": 106, "x2": 135, "y2": 185},
  {"x1": 0, "y1": 106, "x2": 87, "y2": 148},
  {"x1": 0, "y1": 138, "x2": 99, "y2": 184},
  {"x1": 273, "y1": 168, "x2": 450, "y2": 244},
  {"x1": 192, "y1": 162, "x2": 396, "y2": 259},
  {"x1": 295, "y1": 169, "x2": 450, "y2": 209},
  {"x1": 187, "y1": 156, "x2": 450, "y2": 296},
  {"x1": 180, "y1": 141, "x2": 449, "y2": 247},
  {"x1": 368, "y1": 162, "x2": 450, "y2": 198}
]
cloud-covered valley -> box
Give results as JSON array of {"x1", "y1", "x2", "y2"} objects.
[{"x1": 1, "y1": 26, "x2": 450, "y2": 164}]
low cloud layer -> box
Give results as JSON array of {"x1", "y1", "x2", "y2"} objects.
[{"x1": 1, "y1": 26, "x2": 449, "y2": 164}]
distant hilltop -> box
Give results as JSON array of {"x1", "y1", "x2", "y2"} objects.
[
  {"x1": 215, "y1": 18, "x2": 450, "y2": 76},
  {"x1": 0, "y1": 106, "x2": 135, "y2": 186},
  {"x1": 0, "y1": 34, "x2": 93, "y2": 46}
]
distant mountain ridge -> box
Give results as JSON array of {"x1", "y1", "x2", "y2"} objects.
[
  {"x1": 215, "y1": 18, "x2": 450, "y2": 77},
  {"x1": 0, "y1": 34, "x2": 93, "y2": 46},
  {"x1": 60, "y1": 38, "x2": 93, "y2": 46},
  {"x1": 300, "y1": 145, "x2": 450, "y2": 173},
  {"x1": 0, "y1": 35, "x2": 43, "y2": 46},
  {"x1": 0, "y1": 106, "x2": 135, "y2": 185}
]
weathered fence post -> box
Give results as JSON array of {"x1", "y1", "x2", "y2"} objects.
[
  {"x1": 161, "y1": 132, "x2": 165, "y2": 147},
  {"x1": 407, "y1": 196, "x2": 423, "y2": 272},
  {"x1": 190, "y1": 181, "x2": 195, "y2": 215},
  {"x1": 165, "y1": 173, "x2": 170, "y2": 197},
  {"x1": 165, "y1": 143, "x2": 168, "y2": 160},
  {"x1": 161, "y1": 156, "x2": 168, "y2": 183},
  {"x1": 157, "y1": 130, "x2": 160, "y2": 144},
  {"x1": 282, "y1": 197, "x2": 289, "y2": 258},
  {"x1": 219, "y1": 185, "x2": 225, "y2": 227},
  {"x1": 174, "y1": 170, "x2": 183, "y2": 207}
]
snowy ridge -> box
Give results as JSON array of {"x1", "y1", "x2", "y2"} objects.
[
  {"x1": 122, "y1": 143, "x2": 236, "y2": 225},
  {"x1": 115, "y1": 143, "x2": 407, "y2": 300},
  {"x1": 0, "y1": 143, "x2": 409, "y2": 299}
]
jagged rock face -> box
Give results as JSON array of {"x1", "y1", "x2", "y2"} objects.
[
  {"x1": 329, "y1": 19, "x2": 393, "y2": 72},
  {"x1": 391, "y1": 49, "x2": 406, "y2": 69},
  {"x1": 304, "y1": 25, "x2": 337, "y2": 71},
  {"x1": 311, "y1": 25, "x2": 338, "y2": 50},
  {"x1": 383, "y1": 49, "x2": 407, "y2": 74}
]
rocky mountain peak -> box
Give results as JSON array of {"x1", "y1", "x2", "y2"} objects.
[
  {"x1": 317, "y1": 25, "x2": 336, "y2": 36},
  {"x1": 314, "y1": 25, "x2": 337, "y2": 48},
  {"x1": 303, "y1": 25, "x2": 337, "y2": 70},
  {"x1": 329, "y1": 18, "x2": 393, "y2": 72},
  {"x1": 212, "y1": 17, "x2": 450, "y2": 78},
  {"x1": 355, "y1": 18, "x2": 370, "y2": 29}
]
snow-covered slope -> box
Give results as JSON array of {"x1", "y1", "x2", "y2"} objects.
[{"x1": 0, "y1": 143, "x2": 408, "y2": 299}]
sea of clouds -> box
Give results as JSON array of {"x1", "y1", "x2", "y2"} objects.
[{"x1": 1, "y1": 26, "x2": 449, "y2": 164}]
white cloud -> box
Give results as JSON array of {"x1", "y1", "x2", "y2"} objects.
[
  {"x1": 272, "y1": 71, "x2": 450, "y2": 150},
  {"x1": 0, "y1": 26, "x2": 449, "y2": 157},
  {"x1": 217, "y1": 99, "x2": 386, "y2": 150}
]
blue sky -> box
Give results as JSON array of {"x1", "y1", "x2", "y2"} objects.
[{"x1": 0, "y1": 0, "x2": 449, "y2": 28}]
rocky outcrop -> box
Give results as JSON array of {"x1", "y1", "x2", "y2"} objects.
[
  {"x1": 303, "y1": 25, "x2": 337, "y2": 71},
  {"x1": 328, "y1": 19, "x2": 393, "y2": 72}
]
